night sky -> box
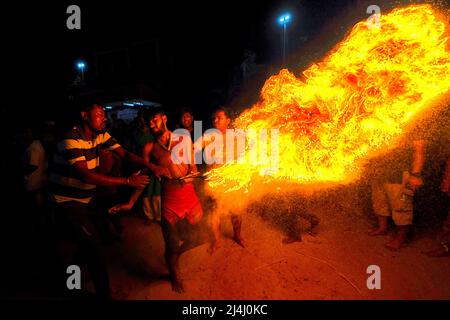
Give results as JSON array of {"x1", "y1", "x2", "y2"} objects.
[{"x1": 9, "y1": 0, "x2": 447, "y2": 123}]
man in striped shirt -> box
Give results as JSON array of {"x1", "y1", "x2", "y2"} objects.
[{"x1": 50, "y1": 100, "x2": 169, "y2": 299}]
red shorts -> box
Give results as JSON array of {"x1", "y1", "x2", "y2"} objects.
[{"x1": 161, "y1": 183, "x2": 202, "y2": 225}]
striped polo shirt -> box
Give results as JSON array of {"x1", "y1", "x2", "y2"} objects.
[{"x1": 49, "y1": 126, "x2": 121, "y2": 204}]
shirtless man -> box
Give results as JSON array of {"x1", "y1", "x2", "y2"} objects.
[
  {"x1": 197, "y1": 107, "x2": 246, "y2": 253},
  {"x1": 110, "y1": 108, "x2": 203, "y2": 293}
]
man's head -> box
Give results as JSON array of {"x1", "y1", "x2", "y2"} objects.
[
  {"x1": 145, "y1": 107, "x2": 168, "y2": 137},
  {"x1": 213, "y1": 107, "x2": 232, "y2": 133},
  {"x1": 79, "y1": 100, "x2": 107, "y2": 134},
  {"x1": 179, "y1": 107, "x2": 194, "y2": 130}
]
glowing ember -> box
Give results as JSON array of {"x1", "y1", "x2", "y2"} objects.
[{"x1": 205, "y1": 4, "x2": 450, "y2": 195}]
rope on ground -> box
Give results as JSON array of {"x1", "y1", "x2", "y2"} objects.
[
  {"x1": 293, "y1": 250, "x2": 363, "y2": 296},
  {"x1": 254, "y1": 258, "x2": 287, "y2": 271}
]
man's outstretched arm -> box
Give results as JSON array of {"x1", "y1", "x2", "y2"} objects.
[
  {"x1": 109, "y1": 142, "x2": 156, "y2": 213},
  {"x1": 73, "y1": 160, "x2": 149, "y2": 188},
  {"x1": 113, "y1": 146, "x2": 169, "y2": 178}
]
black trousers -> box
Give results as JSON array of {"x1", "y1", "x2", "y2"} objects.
[{"x1": 56, "y1": 201, "x2": 111, "y2": 298}]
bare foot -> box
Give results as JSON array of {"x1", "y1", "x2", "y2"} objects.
[
  {"x1": 309, "y1": 217, "x2": 320, "y2": 236},
  {"x1": 233, "y1": 235, "x2": 246, "y2": 248},
  {"x1": 171, "y1": 277, "x2": 185, "y2": 293},
  {"x1": 308, "y1": 225, "x2": 319, "y2": 236},
  {"x1": 282, "y1": 236, "x2": 302, "y2": 244},
  {"x1": 369, "y1": 228, "x2": 387, "y2": 236},
  {"x1": 207, "y1": 241, "x2": 222, "y2": 255}
]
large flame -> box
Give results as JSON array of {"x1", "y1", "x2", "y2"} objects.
[{"x1": 206, "y1": 4, "x2": 450, "y2": 195}]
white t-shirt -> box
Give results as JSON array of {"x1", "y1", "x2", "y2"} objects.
[{"x1": 24, "y1": 140, "x2": 48, "y2": 192}]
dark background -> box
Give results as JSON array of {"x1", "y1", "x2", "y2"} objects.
[
  {"x1": 6, "y1": 0, "x2": 378, "y2": 123},
  {"x1": 5, "y1": 0, "x2": 449, "y2": 125}
]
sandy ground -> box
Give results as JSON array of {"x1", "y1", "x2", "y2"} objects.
[
  {"x1": 9, "y1": 184, "x2": 449, "y2": 300},
  {"x1": 99, "y1": 186, "x2": 450, "y2": 300}
]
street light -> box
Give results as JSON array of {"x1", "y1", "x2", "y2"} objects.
[
  {"x1": 278, "y1": 13, "x2": 291, "y2": 66},
  {"x1": 75, "y1": 60, "x2": 87, "y2": 83}
]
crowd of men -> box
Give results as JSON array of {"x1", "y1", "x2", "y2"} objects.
[{"x1": 13, "y1": 99, "x2": 450, "y2": 299}]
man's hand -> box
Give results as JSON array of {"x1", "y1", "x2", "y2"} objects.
[
  {"x1": 181, "y1": 178, "x2": 194, "y2": 184},
  {"x1": 109, "y1": 203, "x2": 133, "y2": 214},
  {"x1": 127, "y1": 173, "x2": 150, "y2": 188},
  {"x1": 408, "y1": 175, "x2": 423, "y2": 191},
  {"x1": 151, "y1": 165, "x2": 171, "y2": 180},
  {"x1": 178, "y1": 171, "x2": 201, "y2": 184}
]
